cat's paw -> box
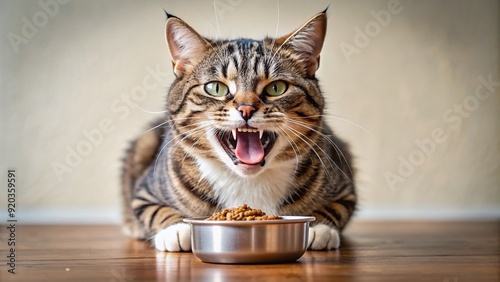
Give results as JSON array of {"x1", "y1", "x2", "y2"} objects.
[
  {"x1": 307, "y1": 224, "x2": 340, "y2": 250},
  {"x1": 154, "y1": 223, "x2": 191, "y2": 252}
]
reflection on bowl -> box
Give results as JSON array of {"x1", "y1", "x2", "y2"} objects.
[{"x1": 183, "y1": 216, "x2": 315, "y2": 264}]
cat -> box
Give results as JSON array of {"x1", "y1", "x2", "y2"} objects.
[{"x1": 121, "y1": 9, "x2": 356, "y2": 252}]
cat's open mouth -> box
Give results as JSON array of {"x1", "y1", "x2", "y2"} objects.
[{"x1": 217, "y1": 127, "x2": 277, "y2": 166}]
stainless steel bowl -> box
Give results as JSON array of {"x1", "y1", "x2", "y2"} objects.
[{"x1": 183, "y1": 216, "x2": 315, "y2": 264}]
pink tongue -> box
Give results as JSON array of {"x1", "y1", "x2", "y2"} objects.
[{"x1": 234, "y1": 131, "x2": 264, "y2": 165}]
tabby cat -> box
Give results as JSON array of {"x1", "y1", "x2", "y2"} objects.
[{"x1": 122, "y1": 10, "x2": 356, "y2": 251}]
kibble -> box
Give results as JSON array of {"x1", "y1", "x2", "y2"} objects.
[{"x1": 206, "y1": 204, "x2": 282, "y2": 221}]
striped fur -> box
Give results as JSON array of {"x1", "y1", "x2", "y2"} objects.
[{"x1": 122, "y1": 11, "x2": 356, "y2": 251}]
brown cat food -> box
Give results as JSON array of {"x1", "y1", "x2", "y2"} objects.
[{"x1": 206, "y1": 204, "x2": 282, "y2": 221}]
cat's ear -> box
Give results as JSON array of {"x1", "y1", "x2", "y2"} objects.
[
  {"x1": 276, "y1": 11, "x2": 327, "y2": 77},
  {"x1": 165, "y1": 14, "x2": 210, "y2": 78}
]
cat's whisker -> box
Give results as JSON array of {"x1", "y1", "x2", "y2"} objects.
[
  {"x1": 265, "y1": 0, "x2": 281, "y2": 61},
  {"x1": 285, "y1": 117, "x2": 354, "y2": 178},
  {"x1": 327, "y1": 115, "x2": 374, "y2": 137},
  {"x1": 272, "y1": 128, "x2": 313, "y2": 205},
  {"x1": 152, "y1": 137, "x2": 170, "y2": 179},
  {"x1": 291, "y1": 113, "x2": 373, "y2": 137},
  {"x1": 153, "y1": 121, "x2": 213, "y2": 177},
  {"x1": 144, "y1": 116, "x2": 207, "y2": 134},
  {"x1": 274, "y1": 0, "x2": 281, "y2": 39},
  {"x1": 290, "y1": 114, "x2": 324, "y2": 119},
  {"x1": 272, "y1": 124, "x2": 301, "y2": 178},
  {"x1": 213, "y1": 0, "x2": 221, "y2": 39},
  {"x1": 282, "y1": 123, "x2": 353, "y2": 183},
  {"x1": 159, "y1": 118, "x2": 210, "y2": 152},
  {"x1": 154, "y1": 123, "x2": 211, "y2": 179},
  {"x1": 286, "y1": 117, "x2": 325, "y2": 131},
  {"x1": 145, "y1": 120, "x2": 171, "y2": 134},
  {"x1": 280, "y1": 123, "x2": 337, "y2": 183},
  {"x1": 178, "y1": 124, "x2": 215, "y2": 165},
  {"x1": 137, "y1": 106, "x2": 170, "y2": 115}
]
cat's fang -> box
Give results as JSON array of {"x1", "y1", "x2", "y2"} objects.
[
  {"x1": 232, "y1": 129, "x2": 237, "y2": 141},
  {"x1": 216, "y1": 128, "x2": 277, "y2": 166},
  {"x1": 229, "y1": 128, "x2": 263, "y2": 142}
]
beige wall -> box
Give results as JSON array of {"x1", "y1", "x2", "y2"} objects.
[{"x1": 1, "y1": 0, "x2": 498, "y2": 222}]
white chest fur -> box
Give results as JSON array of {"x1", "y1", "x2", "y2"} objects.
[{"x1": 196, "y1": 158, "x2": 296, "y2": 214}]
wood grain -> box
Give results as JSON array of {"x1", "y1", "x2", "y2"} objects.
[{"x1": 0, "y1": 221, "x2": 498, "y2": 282}]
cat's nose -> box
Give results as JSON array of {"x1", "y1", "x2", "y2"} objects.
[{"x1": 237, "y1": 104, "x2": 256, "y2": 121}]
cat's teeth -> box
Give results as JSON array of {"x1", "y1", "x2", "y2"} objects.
[
  {"x1": 235, "y1": 128, "x2": 260, "y2": 135},
  {"x1": 259, "y1": 129, "x2": 264, "y2": 139}
]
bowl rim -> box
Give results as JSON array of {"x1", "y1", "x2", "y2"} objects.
[{"x1": 183, "y1": 215, "x2": 316, "y2": 225}]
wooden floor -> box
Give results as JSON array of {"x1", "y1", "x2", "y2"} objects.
[{"x1": 0, "y1": 221, "x2": 498, "y2": 282}]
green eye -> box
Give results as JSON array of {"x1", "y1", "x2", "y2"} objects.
[
  {"x1": 204, "y1": 81, "x2": 229, "y2": 97},
  {"x1": 265, "y1": 81, "x2": 288, "y2": 96}
]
